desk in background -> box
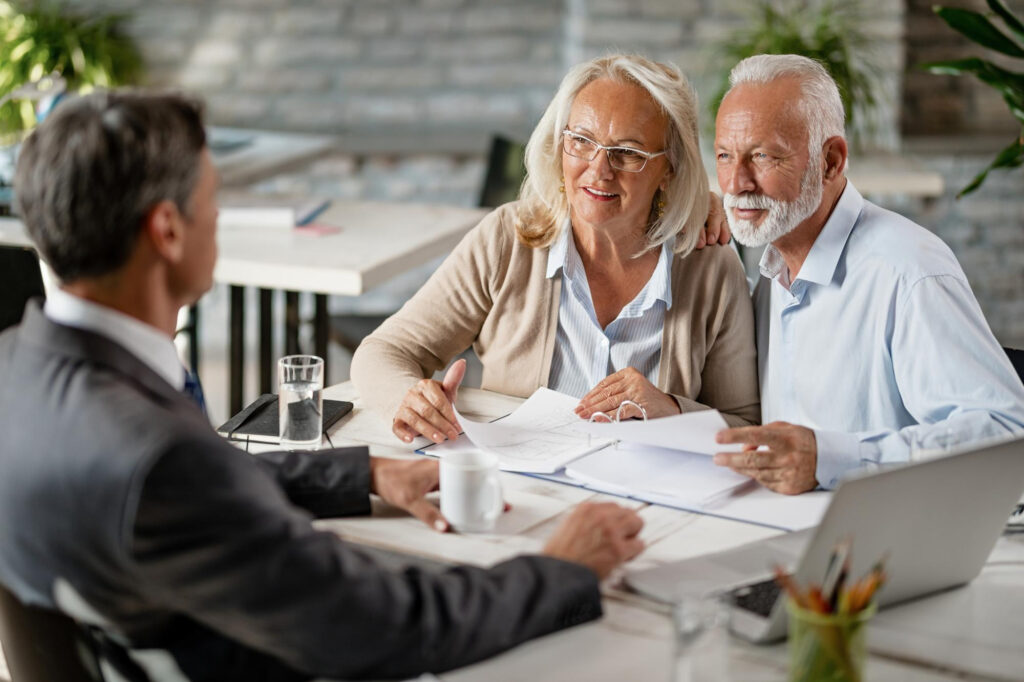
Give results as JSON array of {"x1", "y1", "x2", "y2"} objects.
[
  {"x1": 307, "y1": 382, "x2": 1024, "y2": 681},
  {"x1": 0, "y1": 201, "x2": 487, "y2": 416},
  {"x1": 215, "y1": 200, "x2": 486, "y2": 413}
]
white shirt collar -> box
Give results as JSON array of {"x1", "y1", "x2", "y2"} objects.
[
  {"x1": 759, "y1": 181, "x2": 864, "y2": 287},
  {"x1": 44, "y1": 288, "x2": 185, "y2": 390}
]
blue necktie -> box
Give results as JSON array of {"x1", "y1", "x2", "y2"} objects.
[{"x1": 182, "y1": 369, "x2": 207, "y2": 417}]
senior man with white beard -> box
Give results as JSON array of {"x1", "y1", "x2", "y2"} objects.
[{"x1": 710, "y1": 54, "x2": 1024, "y2": 495}]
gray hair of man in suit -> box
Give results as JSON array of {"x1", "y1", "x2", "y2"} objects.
[{"x1": 15, "y1": 91, "x2": 207, "y2": 283}]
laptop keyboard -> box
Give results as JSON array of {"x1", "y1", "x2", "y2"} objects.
[{"x1": 731, "y1": 578, "x2": 782, "y2": 618}]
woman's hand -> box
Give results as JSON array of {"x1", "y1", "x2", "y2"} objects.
[
  {"x1": 392, "y1": 359, "x2": 466, "y2": 444},
  {"x1": 696, "y1": 191, "x2": 731, "y2": 249},
  {"x1": 574, "y1": 367, "x2": 680, "y2": 420}
]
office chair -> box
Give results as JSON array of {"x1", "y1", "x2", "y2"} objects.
[
  {"x1": 0, "y1": 582, "x2": 103, "y2": 682},
  {"x1": 477, "y1": 134, "x2": 527, "y2": 209},
  {"x1": 1004, "y1": 347, "x2": 1024, "y2": 384},
  {"x1": 0, "y1": 245, "x2": 45, "y2": 334}
]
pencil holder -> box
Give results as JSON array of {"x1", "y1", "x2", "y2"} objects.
[{"x1": 786, "y1": 599, "x2": 876, "y2": 682}]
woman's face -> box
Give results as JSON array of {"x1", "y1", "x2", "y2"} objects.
[{"x1": 562, "y1": 78, "x2": 672, "y2": 240}]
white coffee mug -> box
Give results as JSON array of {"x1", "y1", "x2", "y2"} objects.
[{"x1": 439, "y1": 450, "x2": 503, "y2": 533}]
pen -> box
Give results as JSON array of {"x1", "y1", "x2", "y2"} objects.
[
  {"x1": 821, "y1": 538, "x2": 850, "y2": 608},
  {"x1": 829, "y1": 554, "x2": 850, "y2": 612}
]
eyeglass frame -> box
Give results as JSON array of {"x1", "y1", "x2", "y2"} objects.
[{"x1": 560, "y1": 129, "x2": 667, "y2": 173}]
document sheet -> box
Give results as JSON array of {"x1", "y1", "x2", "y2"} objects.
[
  {"x1": 565, "y1": 443, "x2": 752, "y2": 509},
  {"x1": 429, "y1": 388, "x2": 613, "y2": 473},
  {"x1": 422, "y1": 387, "x2": 830, "y2": 531},
  {"x1": 577, "y1": 409, "x2": 744, "y2": 455}
]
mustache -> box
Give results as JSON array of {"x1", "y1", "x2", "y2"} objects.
[{"x1": 724, "y1": 193, "x2": 778, "y2": 210}]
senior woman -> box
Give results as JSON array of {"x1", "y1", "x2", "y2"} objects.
[{"x1": 352, "y1": 54, "x2": 759, "y2": 444}]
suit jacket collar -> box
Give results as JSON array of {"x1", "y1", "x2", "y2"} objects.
[{"x1": 18, "y1": 301, "x2": 187, "y2": 410}]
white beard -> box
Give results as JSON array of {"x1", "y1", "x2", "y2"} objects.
[{"x1": 724, "y1": 159, "x2": 824, "y2": 248}]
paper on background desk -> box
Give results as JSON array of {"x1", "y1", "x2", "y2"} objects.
[{"x1": 429, "y1": 388, "x2": 613, "y2": 473}]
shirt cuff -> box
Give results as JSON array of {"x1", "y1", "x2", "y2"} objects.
[{"x1": 814, "y1": 429, "x2": 864, "y2": 489}]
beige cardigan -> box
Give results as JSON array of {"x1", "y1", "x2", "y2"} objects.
[{"x1": 352, "y1": 203, "x2": 760, "y2": 427}]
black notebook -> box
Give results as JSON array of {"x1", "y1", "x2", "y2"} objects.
[{"x1": 216, "y1": 393, "x2": 353, "y2": 445}]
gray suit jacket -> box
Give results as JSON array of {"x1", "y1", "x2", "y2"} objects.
[{"x1": 0, "y1": 303, "x2": 601, "y2": 681}]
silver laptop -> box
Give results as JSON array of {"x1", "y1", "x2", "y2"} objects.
[{"x1": 626, "y1": 434, "x2": 1024, "y2": 642}]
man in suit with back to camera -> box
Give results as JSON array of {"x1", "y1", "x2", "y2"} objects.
[
  {"x1": 0, "y1": 91, "x2": 645, "y2": 681},
  {"x1": 711, "y1": 54, "x2": 1024, "y2": 494}
]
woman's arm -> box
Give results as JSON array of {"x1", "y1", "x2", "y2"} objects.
[{"x1": 351, "y1": 208, "x2": 512, "y2": 425}]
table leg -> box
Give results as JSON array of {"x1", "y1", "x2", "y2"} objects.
[
  {"x1": 259, "y1": 288, "x2": 273, "y2": 394},
  {"x1": 285, "y1": 291, "x2": 300, "y2": 356},
  {"x1": 315, "y1": 293, "x2": 329, "y2": 380},
  {"x1": 229, "y1": 285, "x2": 245, "y2": 416}
]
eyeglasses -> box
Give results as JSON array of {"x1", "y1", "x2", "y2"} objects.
[{"x1": 561, "y1": 130, "x2": 666, "y2": 173}]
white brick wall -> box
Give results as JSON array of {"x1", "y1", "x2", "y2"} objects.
[{"x1": 60, "y1": 0, "x2": 1020, "y2": 345}]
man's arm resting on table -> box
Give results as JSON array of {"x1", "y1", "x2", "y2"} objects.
[
  {"x1": 130, "y1": 441, "x2": 603, "y2": 679},
  {"x1": 249, "y1": 447, "x2": 372, "y2": 518}
]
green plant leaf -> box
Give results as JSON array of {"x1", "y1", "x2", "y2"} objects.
[
  {"x1": 923, "y1": 57, "x2": 1024, "y2": 123},
  {"x1": 986, "y1": 0, "x2": 1024, "y2": 45},
  {"x1": 710, "y1": 0, "x2": 880, "y2": 141},
  {"x1": 9, "y1": 37, "x2": 34, "y2": 61},
  {"x1": 934, "y1": 6, "x2": 1024, "y2": 58},
  {"x1": 958, "y1": 135, "x2": 1024, "y2": 196}
]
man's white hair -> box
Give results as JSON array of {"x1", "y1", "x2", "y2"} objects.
[{"x1": 727, "y1": 54, "x2": 845, "y2": 162}]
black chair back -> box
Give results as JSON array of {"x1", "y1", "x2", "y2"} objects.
[
  {"x1": 478, "y1": 135, "x2": 527, "y2": 209},
  {"x1": 0, "y1": 582, "x2": 103, "y2": 682},
  {"x1": 0, "y1": 244, "x2": 45, "y2": 333},
  {"x1": 1004, "y1": 347, "x2": 1024, "y2": 384}
]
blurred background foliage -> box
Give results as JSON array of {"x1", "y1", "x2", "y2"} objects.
[
  {"x1": 0, "y1": 0, "x2": 142, "y2": 143},
  {"x1": 711, "y1": 0, "x2": 882, "y2": 147}
]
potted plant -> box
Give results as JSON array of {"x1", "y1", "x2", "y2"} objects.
[
  {"x1": 710, "y1": 0, "x2": 883, "y2": 147},
  {"x1": 923, "y1": 0, "x2": 1023, "y2": 197},
  {"x1": 0, "y1": 0, "x2": 142, "y2": 144}
]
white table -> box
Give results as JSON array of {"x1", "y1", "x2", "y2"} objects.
[
  {"x1": 0, "y1": 200, "x2": 488, "y2": 413},
  {"x1": 314, "y1": 382, "x2": 1024, "y2": 681},
  {"x1": 215, "y1": 200, "x2": 486, "y2": 412}
]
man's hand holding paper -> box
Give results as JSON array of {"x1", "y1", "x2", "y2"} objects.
[{"x1": 714, "y1": 422, "x2": 820, "y2": 495}]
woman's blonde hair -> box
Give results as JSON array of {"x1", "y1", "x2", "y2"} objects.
[{"x1": 516, "y1": 54, "x2": 708, "y2": 256}]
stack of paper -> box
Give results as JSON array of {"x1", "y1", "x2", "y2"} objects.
[
  {"x1": 217, "y1": 197, "x2": 331, "y2": 230},
  {"x1": 423, "y1": 387, "x2": 832, "y2": 531},
  {"x1": 565, "y1": 443, "x2": 752, "y2": 509}
]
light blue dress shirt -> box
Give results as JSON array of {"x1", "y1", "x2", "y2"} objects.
[
  {"x1": 755, "y1": 182, "x2": 1024, "y2": 489},
  {"x1": 546, "y1": 220, "x2": 673, "y2": 399}
]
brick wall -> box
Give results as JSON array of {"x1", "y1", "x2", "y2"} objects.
[
  {"x1": 73, "y1": 0, "x2": 566, "y2": 136},
  {"x1": 63, "y1": 0, "x2": 1022, "y2": 349},
  {"x1": 71, "y1": 0, "x2": 904, "y2": 141}
]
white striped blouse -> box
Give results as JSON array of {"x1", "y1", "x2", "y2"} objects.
[{"x1": 546, "y1": 222, "x2": 673, "y2": 399}]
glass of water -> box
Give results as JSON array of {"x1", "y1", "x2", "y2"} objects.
[
  {"x1": 671, "y1": 590, "x2": 733, "y2": 682},
  {"x1": 278, "y1": 355, "x2": 324, "y2": 451}
]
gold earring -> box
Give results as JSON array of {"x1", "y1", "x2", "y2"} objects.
[
  {"x1": 656, "y1": 195, "x2": 666, "y2": 220},
  {"x1": 559, "y1": 179, "x2": 565, "y2": 193}
]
